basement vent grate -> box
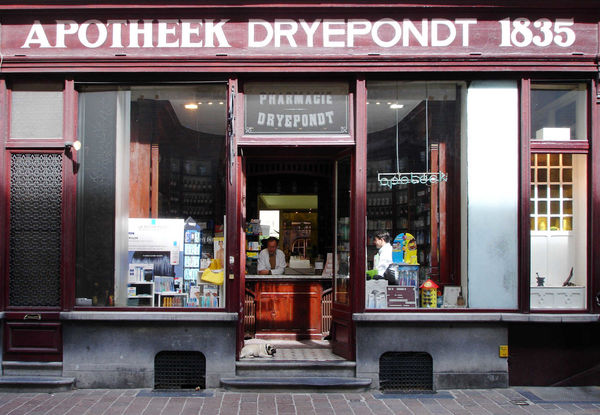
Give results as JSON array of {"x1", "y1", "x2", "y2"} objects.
[
  {"x1": 379, "y1": 352, "x2": 433, "y2": 393},
  {"x1": 154, "y1": 351, "x2": 206, "y2": 390}
]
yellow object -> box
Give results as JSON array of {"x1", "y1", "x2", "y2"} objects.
[
  {"x1": 499, "y1": 345, "x2": 509, "y2": 358},
  {"x1": 403, "y1": 233, "x2": 419, "y2": 265},
  {"x1": 201, "y1": 259, "x2": 225, "y2": 285},
  {"x1": 420, "y1": 279, "x2": 439, "y2": 308}
]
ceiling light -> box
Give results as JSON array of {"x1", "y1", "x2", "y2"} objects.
[
  {"x1": 390, "y1": 104, "x2": 404, "y2": 109},
  {"x1": 208, "y1": 102, "x2": 213, "y2": 105},
  {"x1": 184, "y1": 103, "x2": 198, "y2": 110}
]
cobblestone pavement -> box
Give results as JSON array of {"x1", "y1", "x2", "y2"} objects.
[{"x1": 0, "y1": 387, "x2": 599, "y2": 415}]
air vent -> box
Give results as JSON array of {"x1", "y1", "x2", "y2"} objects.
[
  {"x1": 379, "y1": 352, "x2": 433, "y2": 393},
  {"x1": 154, "y1": 351, "x2": 206, "y2": 389}
]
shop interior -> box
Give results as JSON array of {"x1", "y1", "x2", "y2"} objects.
[{"x1": 242, "y1": 148, "x2": 346, "y2": 342}]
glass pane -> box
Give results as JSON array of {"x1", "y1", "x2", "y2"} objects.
[
  {"x1": 530, "y1": 217, "x2": 535, "y2": 231},
  {"x1": 531, "y1": 154, "x2": 587, "y2": 309},
  {"x1": 367, "y1": 81, "x2": 465, "y2": 309},
  {"x1": 550, "y1": 169, "x2": 560, "y2": 182},
  {"x1": 10, "y1": 90, "x2": 63, "y2": 138},
  {"x1": 530, "y1": 154, "x2": 536, "y2": 165},
  {"x1": 563, "y1": 168, "x2": 572, "y2": 182},
  {"x1": 537, "y1": 154, "x2": 547, "y2": 166},
  {"x1": 531, "y1": 83, "x2": 587, "y2": 141},
  {"x1": 537, "y1": 217, "x2": 547, "y2": 231},
  {"x1": 76, "y1": 85, "x2": 228, "y2": 307},
  {"x1": 537, "y1": 169, "x2": 547, "y2": 182},
  {"x1": 530, "y1": 201, "x2": 535, "y2": 214},
  {"x1": 538, "y1": 185, "x2": 547, "y2": 198},
  {"x1": 335, "y1": 156, "x2": 351, "y2": 305},
  {"x1": 549, "y1": 154, "x2": 560, "y2": 166},
  {"x1": 538, "y1": 201, "x2": 547, "y2": 214}
]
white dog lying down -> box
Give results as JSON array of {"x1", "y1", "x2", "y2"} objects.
[{"x1": 240, "y1": 343, "x2": 276, "y2": 358}]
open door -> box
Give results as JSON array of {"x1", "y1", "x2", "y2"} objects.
[{"x1": 331, "y1": 153, "x2": 354, "y2": 359}]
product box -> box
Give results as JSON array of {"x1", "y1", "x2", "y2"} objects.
[
  {"x1": 535, "y1": 127, "x2": 570, "y2": 141},
  {"x1": 366, "y1": 279, "x2": 388, "y2": 309}
]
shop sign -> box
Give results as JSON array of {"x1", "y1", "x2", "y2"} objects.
[
  {"x1": 244, "y1": 83, "x2": 348, "y2": 135},
  {"x1": 387, "y1": 286, "x2": 417, "y2": 308},
  {"x1": 378, "y1": 172, "x2": 448, "y2": 188},
  {"x1": 1, "y1": 16, "x2": 596, "y2": 58}
]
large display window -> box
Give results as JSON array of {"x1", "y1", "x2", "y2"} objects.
[
  {"x1": 75, "y1": 85, "x2": 227, "y2": 308},
  {"x1": 528, "y1": 81, "x2": 589, "y2": 310},
  {"x1": 365, "y1": 81, "x2": 465, "y2": 309}
]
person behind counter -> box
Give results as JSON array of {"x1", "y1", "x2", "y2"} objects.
[
  {"x1": 257, "y1": 236, "x2": 286, "y2": 275},
  {"x1": 373, "y1": 231, "x2": 393, "y2": 277}
]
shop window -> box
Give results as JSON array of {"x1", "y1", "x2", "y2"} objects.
[
  {"x1": 366, "y1": 81, "x2": 465, "y2": 309},
  {"x1": 531, "y1": 83, "x2": 587, "y2": 141},
  {"x1": 530, "y1": 153, "x2": 587, "y2": 309},
  {"x1": 10, "y1": 83, "x2": 64, "y2": 139},
  {"x1": 76, "y1": 85, "x2": 227, "y2": 308}
]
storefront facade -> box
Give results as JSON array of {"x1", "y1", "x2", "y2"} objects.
[{"x1": 1, "y1": 1, "x2": 599, "y2": 390}]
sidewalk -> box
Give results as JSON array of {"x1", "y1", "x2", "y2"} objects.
[{"x1": 0, "y1": 387, "x2": 599, "y2": 415}]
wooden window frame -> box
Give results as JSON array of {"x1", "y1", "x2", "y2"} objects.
[{"x1": 520, "y1": 78, "x2": 598, "y2": 313}]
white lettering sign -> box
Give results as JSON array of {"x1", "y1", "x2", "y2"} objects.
[{"x1": 19, "y1": 17, "x2": 579, "y2": 50}]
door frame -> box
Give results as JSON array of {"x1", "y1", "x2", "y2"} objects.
[{"x1": 2, "y1": 79, "x2": 77, "y2": 362}]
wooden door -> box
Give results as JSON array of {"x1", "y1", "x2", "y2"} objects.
[
  {"x1": 3, "y1": 149, "x2": 71, "y2": 362},
  {"x1": 331, "y1": 153, "x2": 354, "y2": 359}
]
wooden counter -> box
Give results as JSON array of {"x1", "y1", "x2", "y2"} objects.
[{"x1": 245, "y1": 274, "x2": 331, "y2": 340}]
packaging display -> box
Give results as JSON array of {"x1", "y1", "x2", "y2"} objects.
[{"x1": 127, "y1": 217, "x2": 224, "y2": 308}]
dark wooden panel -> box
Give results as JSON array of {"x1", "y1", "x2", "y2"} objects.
[
  {"x1": 4, "y1": 321, "x2": 62, "y2": 362},
  {"x1": 255, "y1": 281, "x2": 323, "y2": 338}
]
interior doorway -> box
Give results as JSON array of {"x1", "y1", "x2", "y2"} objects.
[{"x1": 239, "y1": 146, "x2": 354, "y2": 360}]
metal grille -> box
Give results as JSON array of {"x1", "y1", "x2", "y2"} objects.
[
  {"x1": 154, "y1": 351, "x2": 206, "y2": 390},
  {"x1": 9, "y1": 153, "x2": 63, "y2": 307},
  {"x1": 379, "y1": 352, "x2": 433, "y2": 392}
]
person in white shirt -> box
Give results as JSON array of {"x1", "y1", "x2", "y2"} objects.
[
  {"x1": 257, "y1": 237, "x2": 286, "y2": 275},
  {"x1": 373, "y1": 231, "x2": 393, "y2": 277}
]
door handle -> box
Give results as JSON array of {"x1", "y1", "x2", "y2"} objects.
[{"x1": 23, "y1": 314, "x2": 42, "y2": 321}]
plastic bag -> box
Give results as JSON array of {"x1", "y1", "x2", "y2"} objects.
[{"x1": 200, "y1": 258, "x2": 224, "y2": 285}]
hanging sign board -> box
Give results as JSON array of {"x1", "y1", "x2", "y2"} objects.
[{"x1": 244, "y1": 83, "x2": 349, "y2": 135}]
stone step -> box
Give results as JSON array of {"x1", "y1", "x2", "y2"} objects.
[
  {"x1": 0, "y1": 376, "x2": 74, "y2": 393},
  {"x1": 2, "y1": 361, "x2": 63, "y2": 377},
  {"x1": 236, "y1": 360, "x2": 356, "y2": 378},
  {"x1": 221, "y1": 376, "x2": 372, "y2": 392}
]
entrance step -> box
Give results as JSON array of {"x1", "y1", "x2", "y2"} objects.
[
  {"x1": 0, "y1": 376, "x2": 74, "y2": 392},
  {"x1": 2, "y1": 361, "x2": 63, "y2": 377},
  {"x1": 236, "y1": 360, "x2": 356, "y2": 378},
  {"x1": 220, "y1": 376, "x2": 372, "y2": 392}
]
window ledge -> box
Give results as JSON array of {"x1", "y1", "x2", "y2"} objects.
[
  {"x1": 353, "y1": 313, "x2": 599, "y2": 323},
  {"x1": 60, "y1": 311, "x2": 238, "y2": 322}
]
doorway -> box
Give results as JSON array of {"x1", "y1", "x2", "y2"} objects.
[{"x1": 238, "y1": 146, "x2": 354, "y2": 360}]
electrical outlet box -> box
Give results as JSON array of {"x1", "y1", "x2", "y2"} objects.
[{"x1": 499, "y1": 345, "x2": 509, "y2": 358}]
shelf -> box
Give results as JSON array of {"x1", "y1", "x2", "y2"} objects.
[{"x1": 128, "y1": 294, "x2": 153, "y2": 298}]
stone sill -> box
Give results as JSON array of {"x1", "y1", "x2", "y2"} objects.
[
  {"x1": 60, "y1": 311, "x2": 238, "y2": 322},
  {"x1": 353, "y1": 313, "x2": 599, "y2": 323}
]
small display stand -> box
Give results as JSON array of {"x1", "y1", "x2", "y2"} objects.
[{"x1": 183, "y1": 217, "x2": 202, "y2": 294}]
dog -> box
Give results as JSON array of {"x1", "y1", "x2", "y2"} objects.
[{"x1": 240, "y1": 343, "x2": 276, "y2": 358}]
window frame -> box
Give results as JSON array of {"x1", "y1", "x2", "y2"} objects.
[
  {"x1": 520, "y1": 78, "x2": 595, "y2": 313},
  {"x1": 72, "y1": 82, "x2": 231, "y2": 312}
]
